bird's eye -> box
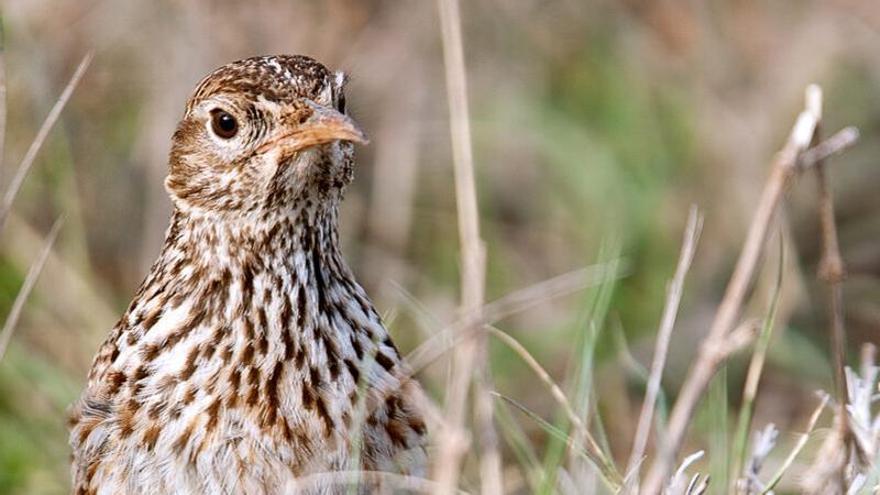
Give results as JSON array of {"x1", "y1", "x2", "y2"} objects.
[{"x1": 210, "y1": 109, "x2": 238, "y2": 139}]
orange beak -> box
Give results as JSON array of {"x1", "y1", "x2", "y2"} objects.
[{"x1": 258, "y1": 100, "x2": 368, "y2": 156}]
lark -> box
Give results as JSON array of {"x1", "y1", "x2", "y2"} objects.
[{"x1": 68, "y1": 55, "x2": 427, "y2": 495}]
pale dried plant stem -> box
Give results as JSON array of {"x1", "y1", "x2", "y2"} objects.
[
  {"x1": 759, "y1": 394, "x2": 829, "y2": 495},
  {"x1": 641, "y1": 85, "x2": 859, "y2": 495},
  {"x1": 472, "y1": 365, "x2": 502, "y2": 495},
  {"x1": 625, "y1": 206, "x2": 703, "y2": 486},
  {"x1": 799, "y1": 127, "x2": 859, "y2": 168},
  {"x1": 407, "y1": 263, "x2": 620, "y2": 376},
  {"x1": 811, "y1": 92, "x2": 851, "y2": 492},
  {"x1": 487, "y1": 326, "x2": 623, "y2": 489},
  {"x1": 0, "y1": 52, "x2": 92, "y2": 234},
  {"x1": 481, "y1": 264, "x2": 623, "y2": 323},
  {"x1": 0, "y1": 218, "x2": 62, "y2": 362},
  {"x1": 434, "y1": 0, "x2": 501, "y2": 493}
]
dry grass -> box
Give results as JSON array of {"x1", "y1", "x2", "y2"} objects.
[
  {"x1": 0, "y1": 52, "x2": 91, "y2": 234},
  {"x1": 0, "y1": 217, "x2": 60, "y2": 362},
  {"x1": 433, "y1": 0, "x2": 497, "y2": 492},
  {"x1": 626, "y1": 206, "x2": 703, "y2": 486}
]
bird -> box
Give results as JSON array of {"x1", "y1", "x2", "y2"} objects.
[{"x1": 68, "y1": 55, "x2": 427, "y2": 495}]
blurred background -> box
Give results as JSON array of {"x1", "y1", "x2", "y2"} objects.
[{"x1": 0, "y1": 1, "x2": 878, "y2": 493}]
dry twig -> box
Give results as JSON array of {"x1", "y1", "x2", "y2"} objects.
[
  {"x1": 407, "y1": 263, "x2": 622, "y2": 375},
  {"x1": 798, "y1": 127, "x2": 859, "y2": 169},
  {"x1": 433, "y1": 0, "x2": 501, "y2": 492},
  {"x1": 626, "y1": 206, "x2": 703, "y2": 485},
  {"x1": 808, "y1": 85, "x2": 851, "y2": 492},
  {"x1": 0, "y1": 52, "x2": 92, "y2": 234},
  {"x1": 641, "y1": 85, "x2": 858, "y2": 495},
  {"x1": 0, "y1": 218, "x2": 62, "y2": 362}
]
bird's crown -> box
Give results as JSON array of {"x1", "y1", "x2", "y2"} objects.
[{"x1": 185, "y1": 55, "x2": 338, "y2": 115}]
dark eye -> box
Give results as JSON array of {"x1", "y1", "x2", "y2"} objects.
[
  {"x1": 210, "y1": 109, "x2": 238, "y2": 139},
  {"x1": 337, "y1": 93, "x2": 346, "y2": 114}
]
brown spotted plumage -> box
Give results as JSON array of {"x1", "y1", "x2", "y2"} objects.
[{"x1": 68, "y1": 55, "x2": 427, "y2": 495}]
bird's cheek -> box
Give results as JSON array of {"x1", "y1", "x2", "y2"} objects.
[
  {"x1": 260, "y1": 142, "x2": 300, "y2": 172},
  {"x1": 264, "y1": 152, "x2": 305, "y2": 189}
]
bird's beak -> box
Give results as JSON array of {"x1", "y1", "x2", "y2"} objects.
[{"x1": 258, "y1": 100, "x2": 368, "y2": 156}]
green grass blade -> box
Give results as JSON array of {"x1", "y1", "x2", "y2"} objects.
[
  {"x1": 731, "y1": 234, "x2": 785, "y2": 487},
  {"x1": 495, "y1": 395, "x2": 546, "y2": 492}
]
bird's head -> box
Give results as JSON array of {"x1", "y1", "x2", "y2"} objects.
[{"x1": 165, "y1": 55, "x2": 366, "y2": 218}]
